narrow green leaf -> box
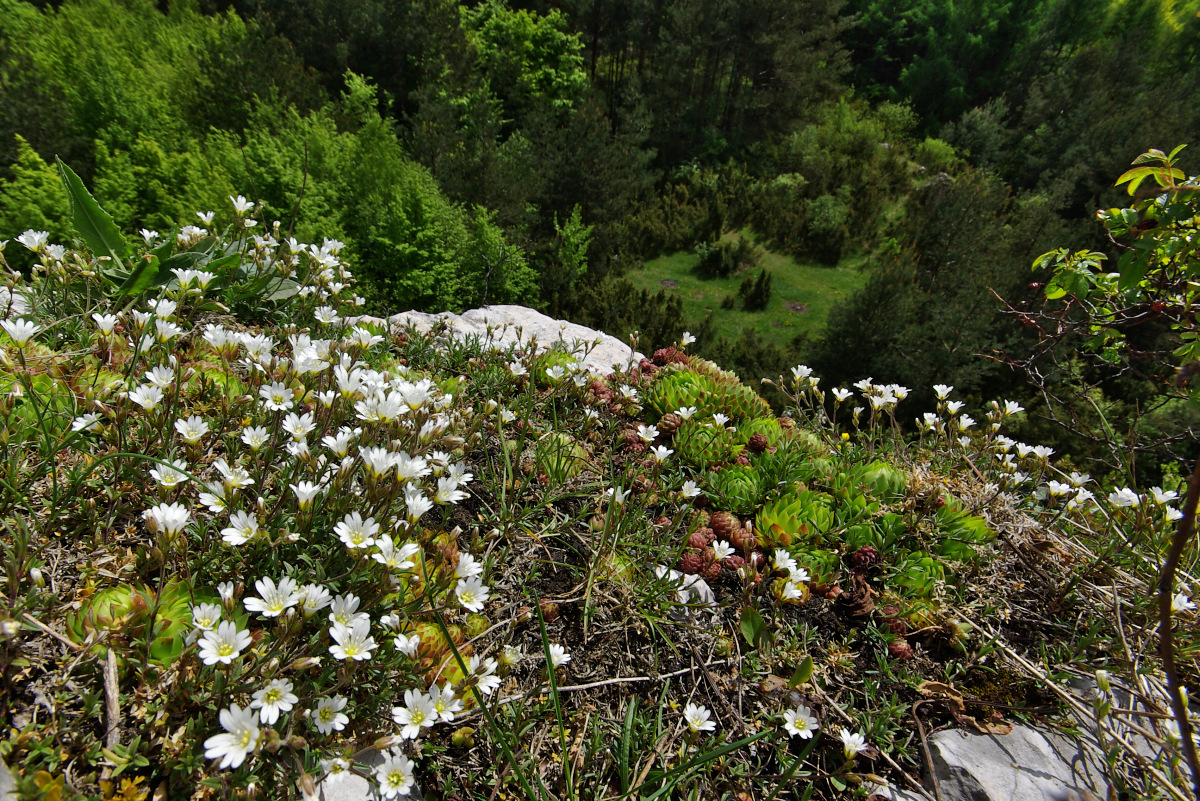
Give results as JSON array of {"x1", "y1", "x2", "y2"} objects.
[
  {"x1": 116, "y1": 255, "x2": 169, "y2": 297},
  {"x1": 56, "y1": 158, "x2": 127, "y2": 267}
]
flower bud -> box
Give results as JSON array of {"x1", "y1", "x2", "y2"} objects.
[
  {"x1": 297, "y1": 773, "x2": 318, "y2": 801},
  {"x1": 1095, "y1": 669, "x2": 1111, "y2": 693},
  {"x1": 374, "y1": 734, "x2": 402, "y2": 750},
  {"x1": 289, "y1": 656, "x2": 322, "y2": 671},
  {"x1": 451, "y1": 726, "x2": 476, "y2": 748},
  {"x1": 29, "y1": 567, "x2": 44, "y2": 588}
]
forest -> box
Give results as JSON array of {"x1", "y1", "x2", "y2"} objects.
[{"x1": 1, "y1": 0, "x2": 1198, "y2": 477}]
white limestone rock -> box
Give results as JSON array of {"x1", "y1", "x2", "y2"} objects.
[{"x1": 354, "y1": 305, "x2": 644, "y2": 375}]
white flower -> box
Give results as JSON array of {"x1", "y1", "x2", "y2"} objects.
[
  {"x1": 455, "y1": 577, "x2": 490, "y2": 612},
  {"x1": 839, "y1": 728, "x2": 868, "y2": 758},
  {"x1": 291, "y1": 481, "x2": 321, "y2": 510},
  {"x1": 1172, "y1": 593, "x2": 1197, "y2": 614},
  {"x1": 712, "y1": 413, "x2": 730, "y2": 426},
  {"x1": 321, "y1": 757, "x2": 351, "y2": 785},
  {"x1": 17, "y1": 229, "x2": 48, "y2": 251},
  {"x1": 545, "y1": 364, "x2": 566, "y2": 381},
  {"x1": 548, "y1": 643, "x2": 571, "y2": 669},
  {"x1": 1002, "y1": 400, "x2": 1024, "y2": 416},
  {"x1": 404, "y1": 484, "x2": 433, "y2": 523},
  {"x1": 71, "y1": 413, "x2": 102, "y2": 433},
  {"x1": 1149, "y1": 486, "x2": 1179, "y2": 505},
  {"x1": 712, "y1": 540, "x2": 735, "y2": 560},
  {"x1": 429, "y1": 683, "x2": 463, "y2": 722},
  {"x1": 311, "y1": 696, "x2": 349, "y2": 734},
  {"x1": 681, "y1": 331, "x2": 696, "y2": 346},
  {"x1": 680, "y1": 480, "x2": 701, "y2": 498},
  {"x1": 250, "y1": 679, "x2": 298, "y2": 725},
  {"x1": 128, "y1": 384, "x2": 164, "y2": 410},
  {"x1": 375, "y1": 750, "x2": 416, "y2": 798},
  {"x1": 469, "y1": 655, "x2": 501, "y2": 695},
  {"x1": 455, "y1": 553, "x2": 483, "y2": 579},
  {"x1": 374, "y1": 535, "x2": 420, "y2": 571},
  {"x1": 783, "y1": 705, "x2": 818, "y2": 739},
  {"x1": 143, "y1": 502, "x2": 191, "y2": 535},
  {"x1": 314, "y1": 306, "x2": 340, "y2": 325},
  {"x1": 832, "y1": 387, "x2": 852, "y2": 402},
  {"x1": 1108, "y1": 488, "x2": 1141, "y2": 508},
  {"x1": 144, "y1": 365, "x2": 175, "y2": 388},
  {"x1": 191, "y1": 603, "x2": 222, "y2": 632},
  {"x1": 297, "y1": 584, "x2": 332, "y2": 617},
  {"x1": 213, "y1": 459, "x2": 254, "y2": 490},
  {"x1": 336, "y1": 511, "x2": 380, "y2": 550},
  {"x1": 956, "y1": 415, "x2": 975, "y2": 431},
  {"x1": 675, "y1": 406, "x2": 697, "y2": 419},
  {"x1": 150, "y1": 459, "x2": 190, "y2": 489},
  {"x1": 282, "y1": 411, "x2": 316, "y2": 441},
  {"x1": 1166, "y1": 507, "x2": 1184, "y2": 521},
  {"x1": 197, "y1": 211, "x2": 215, "y2": 225},
  {"x1": 221, "y1": 511, "x2": 259, "y2": 546},
  {"x1": 243, "y1": 576, "x2": 301, "y2": 618},
  {"x1": 636, "y1": 424, "x2": 659, "y2": 443},
  {"x1": 198, "y1": 621, "x2": 252, "y2": 665},
  {"x1": 1068, "y1": 471, "x2": 1091, "y2": 486},
  {"x1": 650, "y1": 445, "x2": 674, "y2": 463},
  {"x1": 606, "y1": 486, "x2": 630, "y2": 504},
  {"x1": 945, "y1": 400, "x2": 965, "y2": 414},
  {"x1": 683, "y1": 703, "x2": 716, "y2": 733},
  {"x1": 230, "y1": 194, "x2": 254, "y2": 214},
  {"x1": 154, "y1": 319, "x2": 183, "y2": 343},
  {"x1": 328, "y1": 593, "x2": 366, "y2": 628},
  {"x1": 435, "y1": 476, "x2": 468, "y2": 505},
  {"x1": 791, "y1": 365, "x2": 813, "y2": 382},
  {"x1": 329, "y1": 618, "x2": 378, "y2": 661},
  {"x1": 780, "y1": 581, "x2": 806, "y2": 602},
  {"x1": 501, "y1": 644, "x2": 523, "y2": 667},
  {"x1": 772, "y1": 549, "x2": 798, "y2": 575},
  {"x1": 174, "y1": 416, "x2": 209, "y2": 444},
  {"x1": 92, "y1": 313, "x2": 119, "y2": 334},
  {"x1": 259, "y1": 381, "x2": 295, "y2": 411},
  {"x1": 393, "y1": 632, "x2": 420, "y2": 657},
  {"x1": 392, "y1": 689, "x2": 437, "y2": 739},
  {"x1": 203, "y1": 704, "x2": 260, "y2": 769},
  {"x1": 140, "y1": 228, "x2": 159, "y2": 245}
]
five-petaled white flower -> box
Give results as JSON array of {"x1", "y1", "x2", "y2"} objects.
[
  {"x1": 150, "y1": 459, "x2": 190, "y2": 489},
  {"x1": 783, "y1": 705, "x2": 818, "y2": 739},
  {"x1": 393, "y1": 632, "x2": 420, "y2": 657},
  {"x1": 392, "y1": 689, "x2": 437, "y2": 739},
  {"x1": 198, "y1": 621, "x2": 251, "y2": 666},
  {"x1": 680, "y1": 480, "x2": 701, "y2": 499},
  {"x1": 174, "y1": 416, "x2": 209, "y2": 444},
  {"x1": 250, "y1": 678, "x2": 298, "y2": 725},
  {"x1": 191, "y1": 603, "x2": 222, "y2": 632},
  {"x1": 259, "y1": 381, "x2": 294, "y2": 411},
  {"x1": 244, "y1": 576, "x2": 301, "y2": 618},
  {"x1": 1172, "y1": 593, "x2": 1197, "y2": 614},
  {"x1": 204, "y1": 704, "x2": 260, "y2": 769},
  {"x1": 429, "y1": 683, "x2": 463, "y2": 722},
  {"x1": 1108, "y1": 488, "x2": 1141, "y2": 508},
  {"x1": 839, "y1": 728, "x2": 868, "y2": 759},
  {"x1": 128, "y1": 384, "x2": 165, "y2": 410},
  {"x1": 329, "y1": 618, "x2": 377, "y2": 661},
  {"x1": 335, "y1": 511, "x2": 379, "y2": 550},
  {"x1": 2, "y1": 318, "x2": 40, "y2": 347},
  {"x1": 144, "y1": 502, "x2": 191, "y2": 535},
  {"x1": 455, "y1": 576, "x2": 490, "y2": 612},
  {"x1": 375, "y1": 750, "x2": 416, "y2": 798},
  {"x1": 684, "y1": 703, "x2": 716, "y2": 733},
  {"x1": 548, "y1": 643, "x2": 571, "y2": 669},
  {"x1": 311, "y1": 696, "x2": 349, "y2": 734}
]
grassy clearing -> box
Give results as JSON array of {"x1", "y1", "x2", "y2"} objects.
[{"x1": 626, "y1": 232, "x2": 868, "y2": 349}]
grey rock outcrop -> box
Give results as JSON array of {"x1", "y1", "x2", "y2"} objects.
[{"x1": 355, "y1": 305, "x2": 644, "y2": 374}]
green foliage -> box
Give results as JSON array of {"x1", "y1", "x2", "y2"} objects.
[
  {"x1": 704, "y1": 466, "x2": 767, "y2": 517},
  {"x1": 463, "y1": 0, "x2": 588, "y2": 120},
  {"x1": 0, "y1": 136, "x2": 69, "y2": 272},
  {"x1": 738, "y1": 269, "x2": 773, "y2": 312}
]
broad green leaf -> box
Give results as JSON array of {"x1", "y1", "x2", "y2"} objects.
[
  {"x1": 1116, "y1": 166, "x2": 1157, "y2": 196},
  {"x1": 740, "y1": 605, "x2": 765, "y2": 649},
  {"x1": 1117, "y1": 250, "x2": 1150, "y2": 291},
  {"x1": 789, "y1": 655, "x2": 813, "y2": 687},
  {"x1": 265, "y1": 279, "x2": 300, "y2": 301},
  {"x1": 56, "y1": 157, "x2": 127, "y2": 268},
  {"x1": 116, "y1": 255, "x2": 173, "y2": 296}
]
